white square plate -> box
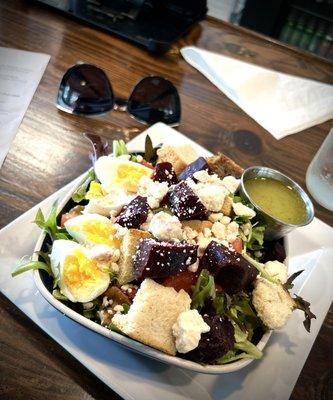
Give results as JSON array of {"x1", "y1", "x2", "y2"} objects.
[{"x1": 1, "y1": 123, "x2": 332, "y2": 399}]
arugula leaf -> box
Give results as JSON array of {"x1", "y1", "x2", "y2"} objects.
[
  {"x1": 191, "y1": 269, "x2": 215, "y2": 311},
  {"x1": 213, "y1": 293, "x2": 231, "y2": 315},
  {"x1": 283, "y1": 270, "x2": 304, "y2": 290},
  {"x1": 108, "y1": 322, "x2": 122, "y2": 334},
  {"x1": 112, "y1": 140, "x2": 128, "y2": 157},
  {"x1": 12, "y1": 258, "x2": 52, "y2": 277},
  {"x1": 233, "y1": 215, "x2": 251, "y2": 224},
  {"x1": 122, "y1": 303, "x2": 130, "y2": 314},
  {"x1": 213, "y1": 292, "x2": 264, "y2": 339},
  {"x1": 52, "y1": 289, "x2": 68, "y2": 301},
  {"x1": 246, "y1": 224, "x2": 265, "y2": 251},
  {"x1": 233, "y1": 321, "x2": 248, "y2": 343},
  {"x1": 232, "y1": 195, "x2": 243, "y2": 203},
  {"x1": 293, "y1": 294, "x2": 316, "y2": 332},
  {"x1": 216, "y1": 324, "x2": 262, "y2": 364},
  {"x1": 72, "y1": 169, "x2": 96, "y2": 203},
  {"x1": 144, "y1": 135, "x2": 161, "y2": 165},
  {"x1": 33, "y1": 202, "x2": 71, "y2": 241}
]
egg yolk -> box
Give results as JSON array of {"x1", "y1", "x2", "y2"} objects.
[
  {"x1": 85, "y1": 181, "x2": 105, "y2": 200},
  {"x1": 114, "y1": 163, "x2": 152, "y2": 192},
  {"x1": 63, "y1": 249, "x2": 107, "y2": 297},
  {"x1": 71, "y1": 220, "x2": 120, "y2": 247}
]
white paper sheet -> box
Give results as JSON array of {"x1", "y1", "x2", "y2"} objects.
[{"x1": 0, "y1": 47, "x2": 50, "y2": 166}]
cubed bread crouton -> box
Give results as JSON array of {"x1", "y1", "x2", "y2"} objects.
[
  {"x1": 112, "y1": 279, "x2": 191, "y2": 355},
  {"x1": 181, "y1": 220, "x2": 213, "y2": 233},
  {"x1": 117, "y1": 229, "x2": 152, "y2": 285},
  {"x1": 221, "y1": 195, "x2": 233, "y2": 216},
  {"x1": 157, "y1": 144, "x2": 198, "y2": 174},
  {"x1": 206, "y1": 153, "x2": 243, "y2": 179}
]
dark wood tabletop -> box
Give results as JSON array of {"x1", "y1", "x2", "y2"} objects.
[{"x1": 0, "y1": 1, "x2": 332, "y2": 399}]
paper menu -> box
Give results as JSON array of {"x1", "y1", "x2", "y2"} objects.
[{"x1": 0, "y1": 47, "x2": 50, "y2": 167}]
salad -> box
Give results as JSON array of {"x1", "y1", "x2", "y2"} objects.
[{"x1": 13, "y1": 136, "x2": 315, "y2": 365}]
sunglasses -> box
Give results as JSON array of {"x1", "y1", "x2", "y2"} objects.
[{"x1": 56, "y1": 64, "x2": 181, "y2": 126}]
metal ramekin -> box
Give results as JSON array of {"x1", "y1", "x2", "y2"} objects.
[{"x1": 239, "y1": 166, "x2": 314, "y2": 240}]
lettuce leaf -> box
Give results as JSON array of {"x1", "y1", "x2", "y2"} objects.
[
  {"x1": 246, "y1": 224, "x2": 265, "y2": 251},
  {"x1": 243, "y1": 253, "x2": 279, "y2": 284},
  {"x1": 191, "y1": 269, "x2": 215, "y2": 311}
]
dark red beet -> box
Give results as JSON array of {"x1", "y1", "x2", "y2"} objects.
[
  {"x1": 178, "y1": 157, "x2": 211, "y2": 181},
  {"x1": 200, "y1": 241, "x2": 258, "y2": 294},
  {"x1": 116, "y1": 196, "x2": 149, "y2": 228},
  {"x1": 168, "y1": 181, "x2": 208, "y2": 221},
  {"x1": 185, "y1": 315, "x2": 235, "y2": 363},
  {"x1": 152, "y1": 162, "x2": 178, "y2": 185},
  {"x1": 260, "y1": 238, "x2": 286, "y2": 263},
  {"x1": 134, "y1": 238, "x2": 198, "y2": 280}
]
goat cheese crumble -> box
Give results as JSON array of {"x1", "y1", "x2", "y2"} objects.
[
  {"x1": 172, "y1": 309, "x2": 210, "y2": 353},
  {"x1": 232, "y1": 202, "x2": 256, "y2": 219},
  {"x1": 138, "y1": 176, "x2": 169, "y2": 209},
  {"x1": 148, "y1": 211, "x2": 183, "y2": 241}
]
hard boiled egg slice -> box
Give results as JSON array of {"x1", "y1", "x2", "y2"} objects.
[
  {"x1": 64, "y1": 213, "x2": 121, "y2": 248},
  {"x1": 84, "y1": 188, "x2": 132, "y2": 217},
  {"x1": 50, "y1": 240, "x2": 110, "y2": 303},
  {"x1": 94, "y1": 155, "x2": 152, "y2": 193}
]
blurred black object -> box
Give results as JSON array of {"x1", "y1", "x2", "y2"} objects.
[
  {"x1": 238, "y1": 0, "x2": 333, "y2": 60},
  {"x1": 33, "y1": 0, "x2": 207, "y2": 53}
]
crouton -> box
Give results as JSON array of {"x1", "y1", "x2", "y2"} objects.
[
  {"x1": 112, "y1": 279, "x2": 191, "y2": 355},
  {"x1": 157, "y1": 144, "x2": 198, "y2": 174},
  {"x1": 220, "y1": 195, "x2": 233, "y2": 216},
  {"x1": 206, "y1": 153, "x2": 243, "y2": 179},
  {"x1": 181, "y1": 220, "x2": 213, "y2": 233},
  {"x1": 117, "y1": 229, "x2": 152, "y2": 285}
]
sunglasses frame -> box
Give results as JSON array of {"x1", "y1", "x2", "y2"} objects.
[{"x1": 56, "y1": 63, "x2": 181, "y2": 127}]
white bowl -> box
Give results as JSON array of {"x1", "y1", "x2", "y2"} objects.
[{"x1": 33, "y1": 174, "x2": 288, "y2": 374}]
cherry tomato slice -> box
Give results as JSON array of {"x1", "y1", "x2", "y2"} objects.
[
  {"x1": 162, "y1": 270, "x2": 199, "y2": 293},
  {"x1": 229, "y1": 237, "x2": 243, "y2": 253}
]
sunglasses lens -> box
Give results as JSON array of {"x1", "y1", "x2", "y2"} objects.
[
  {"x1": 57, "y1": 64, "x2": 114, "y2": 115},
  {"x1": 128, "y1": 77, "x2": 181, "y2": 125}
]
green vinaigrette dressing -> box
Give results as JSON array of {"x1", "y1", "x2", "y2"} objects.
[{"x1": 244, "y1": 177, "x2": 307, "y2": 225}]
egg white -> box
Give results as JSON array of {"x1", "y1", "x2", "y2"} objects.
[
  {"x1": 94, "y1": 155, "x2": 152, "y2": 193},
  {"x1": 84, "y1": 188, "x2": 131, "y2": 217},
  {"x1": 50, "y1": 240, "x2": 110, "y2": 303}
]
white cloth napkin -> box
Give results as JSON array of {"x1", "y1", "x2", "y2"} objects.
[{"x1": 181, "y1": 46, "x2": 333, "y2": 139}]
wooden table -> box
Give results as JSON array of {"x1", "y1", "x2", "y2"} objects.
[{"x1": 0, "y1": 1, "x2": 332, "y2": 398}]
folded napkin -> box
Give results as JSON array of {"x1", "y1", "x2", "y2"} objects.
[{"x1": 181, "y1": 46, "x2": 333, "y2": 139}]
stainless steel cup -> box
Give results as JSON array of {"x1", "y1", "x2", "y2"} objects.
[{"x1": 239, "y1": 166, "x2": 314, "y2": 240}]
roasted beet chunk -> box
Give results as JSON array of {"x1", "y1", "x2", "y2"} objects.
[
  {"x1": 116, "y1": 196, "x2": 149, "y2": 228},
  {"x1": 168, "y1": 181, "x2": 208, "y2": 220},
  {"x1": 200, "y1": 241, "x2": 258, "y2": 294},
  {"x1": 152, "y1": 162, "x2": 178, "y2": 185},
  {"x1": 178, "y1": 157, "x2": 211, "y2": 181},
  {"x1": 134, "y1": 238, "x2": 198, "y2": 280},
  {"x1": 186, "y1": 315, "x2": 234, "y2": 363},
  {"x1": 260, "y1": 238, "x2": 286, "y2": 263}
]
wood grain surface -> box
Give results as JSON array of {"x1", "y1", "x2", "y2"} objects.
[{"x1": 0, "y1": 1, "x2": 332, "y2": 399}]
